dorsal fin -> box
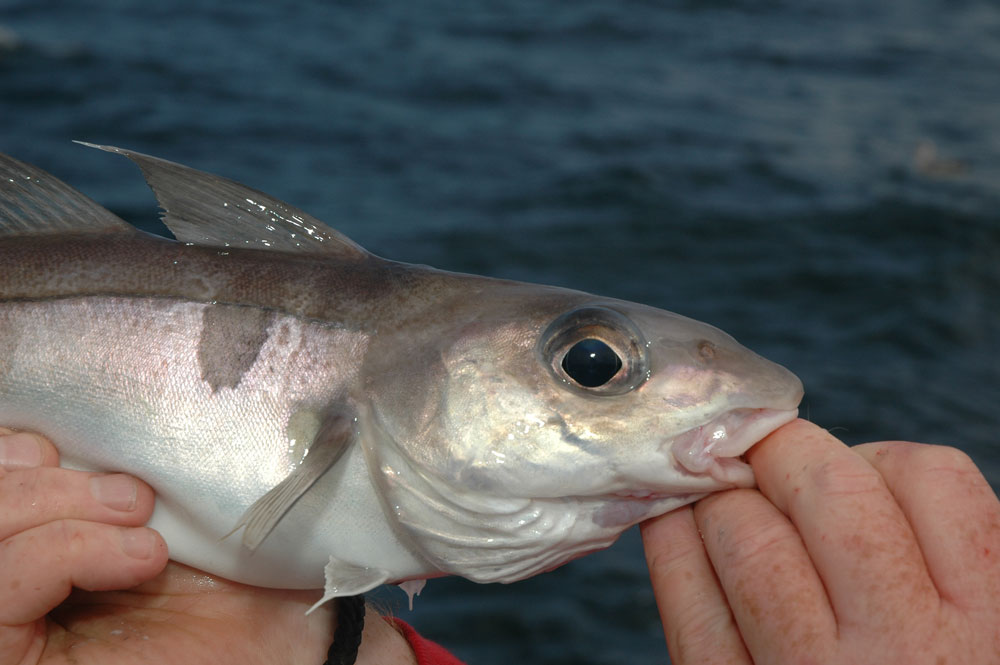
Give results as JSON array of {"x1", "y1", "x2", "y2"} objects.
[
  {"x1": 0, "y1": 151, "x2": 134, "y2": 237},
  {"x1": 79, "y1": 142, "x2": 369, "y2": 259}
]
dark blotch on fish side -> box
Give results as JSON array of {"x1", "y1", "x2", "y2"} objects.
[{"x1": 198, "y1": 305, "x2": 274, "y2": 392}]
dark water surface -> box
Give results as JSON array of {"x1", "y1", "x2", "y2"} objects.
[{"x1": 2, "y1": 1, "x2": 998, "y2": 663}]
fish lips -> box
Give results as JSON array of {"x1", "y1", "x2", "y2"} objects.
[
  {"x1": 670, "y1": 407, "x2": 800, "y2": 485},
  {"x1": 590, "y1": 407, "x2": 799, "y2": 529}
]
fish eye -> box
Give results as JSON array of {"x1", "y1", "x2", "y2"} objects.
[
  {"x1": 562, "y1": 338, "x2": 622, "y2": 387},
  {"x1": 539, "y1": 306, "x2": 649, "y2": 396}
]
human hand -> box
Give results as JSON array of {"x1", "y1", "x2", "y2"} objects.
[
  {"x1": 0, "y1": 427, "x2": 336, "y2": 665},
  {"x1": 641, "y1": 419, "x2": 1000, "y2": 664}
]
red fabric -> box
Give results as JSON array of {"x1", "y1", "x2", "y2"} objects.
[{"x1": 390, "y1": 618, "x2": 468, "y2": 665}]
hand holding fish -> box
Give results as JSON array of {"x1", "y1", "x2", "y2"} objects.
[
  {"x1": 0, "y1": 428, "x2": 350, "y2": 665},
  {"x1": 5, "y1": 146, "x2": 995, "y2": 664},
  {"x1": 642, "y1": 419, "x2": 1000, "y2": 664}
]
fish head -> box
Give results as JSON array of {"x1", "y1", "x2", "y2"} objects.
[{"x1": 363, "y1": 284, "x2": 803, "y2": 583}]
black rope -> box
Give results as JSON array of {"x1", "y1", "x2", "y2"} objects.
[{"x1": 324, "y1": 594, "x2": 366, "y2": 665}]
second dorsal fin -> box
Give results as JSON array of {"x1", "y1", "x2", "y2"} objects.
[{"x1": 78, "y1": 142, "x2": 369, "y2": 259}]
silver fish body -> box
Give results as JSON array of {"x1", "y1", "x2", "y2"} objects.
[{"x1": 0, "y1": 146, "x2": 802, "y2": 601}]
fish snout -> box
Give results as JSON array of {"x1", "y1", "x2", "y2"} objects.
[{"x1": 705, "y1": 337, "x2": 804, "y2": 412}]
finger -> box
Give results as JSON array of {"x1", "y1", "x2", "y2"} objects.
[
  {"x1": 694, "y1": 489, "x2": 835, "y2": 662},
  {"x1": 0, "y1": 468, "x2": 156, "y2": 541},
  {"x1": 746, "y1": 420, "x2": 938, "y2": 624},
  {"x1": 853, "y1": 441, "x2": 1000, "y2": 606},
  {"x1": 0, "y1": 520, "x2": 168, "y2": 626},
  {"x1": 641, "y1": 506, "x2": 751, "y2": 665},
  {"x1": 0, "y1": 430, "x2": 60, "y2": 469}
]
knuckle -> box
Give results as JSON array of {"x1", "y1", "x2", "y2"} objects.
[
  {"x1": 0, "y1": 466, "x2": 41, "y2": 507},
  {"x1": 867, "y1": 440, "x2": 979, "y2": 475},
  {"x1": 645, "y1": 548, "x2": 683, "y2": 578},
  {"x1": 858, "y1": 441, "x2": 990, "y2": 495},
  {"x1": 807, "y1": 453, "x2": 885, "y2": 498},
  {"x1": 647, "y1": 541, "x2": 701, "y2": 581},
  {"x1": 670, "y1": 601, "x2": 738, "y2": 661},
  {"x1": 698, "y1": 492, "x2": 793, "y2": 569},
  {"x1": 55, "y1": 519, "x2": 87, "y2": 559},
  {"x1": 907, "y1": 443, "x2": 978, "y2": 476},
  {"x1": 715, "y1": 517, "x2": 790, "y2": 569}
]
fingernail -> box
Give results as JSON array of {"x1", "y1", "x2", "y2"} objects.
[
  {"x1": 120, "y1": 528, "x2": 158, "y2": 560},
  {"x1": 0, "y1": 433, "x2": 44, "y2": 469},
  {"x1": 90, "y1": 474, "x2": 138, "y2": 512}
]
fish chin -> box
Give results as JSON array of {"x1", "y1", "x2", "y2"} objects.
[
  {"x1": 592, "y1": 493, "x2": 700, "y2": 529},
  {"x1": 671, "y1": 408, "x2": 799, "y2": 485}
]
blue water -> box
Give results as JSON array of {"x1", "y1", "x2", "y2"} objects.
[{"x1": 2, "y1": 2, "x2": 998, "y2": 663}]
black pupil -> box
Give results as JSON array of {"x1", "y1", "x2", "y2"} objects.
[{"x1": 561, "y1": 338, "x2": 622, "y2": 387}]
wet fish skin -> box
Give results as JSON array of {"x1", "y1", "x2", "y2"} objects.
[{"x1": 0, "y1": 146, "x2": 803, "y2": 601}]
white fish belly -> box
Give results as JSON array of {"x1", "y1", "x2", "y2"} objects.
[{"x1": 0, "y1": 297, "x2": 426, "y2": 588}]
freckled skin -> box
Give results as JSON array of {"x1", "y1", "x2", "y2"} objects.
[{"x1": 644, "y1": 421, "x2": 1000, "y2": 665}]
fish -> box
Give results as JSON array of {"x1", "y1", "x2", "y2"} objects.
[{"x1": 0, "y1": 144, "x2": 803, "y2": 608}]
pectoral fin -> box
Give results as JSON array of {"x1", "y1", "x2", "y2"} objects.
[{"x1": 228, "y1": 412, "x2": 355, "y2": 550}]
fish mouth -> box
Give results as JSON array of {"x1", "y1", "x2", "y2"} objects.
[
  {"x1": 591, "y1": 409, "x2": 796, "y2": 529},
  {"x1": 671, "y1": 408, "x2": 799, "y2": 486}
]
